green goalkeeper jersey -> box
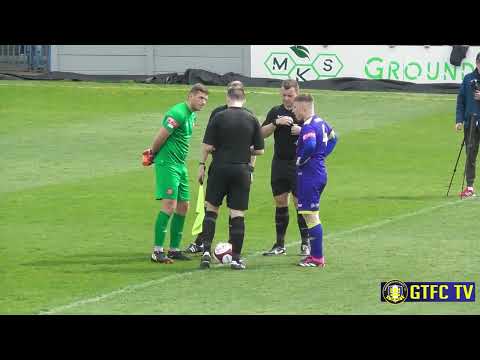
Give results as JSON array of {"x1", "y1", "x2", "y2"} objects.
[{"x1": 155, "y1": 102, "x2": 196, "y2": 164}]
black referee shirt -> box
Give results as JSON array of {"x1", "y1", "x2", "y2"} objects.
[
  {"x1": 208, "y1": 105, "x2": 254, "y2": 126},
  {"x1": 261, "y1": 104, "x2": 302, "y2": 161},
  {"x1": 203, "y1": 107, "x2": 264, "y2": 164}
]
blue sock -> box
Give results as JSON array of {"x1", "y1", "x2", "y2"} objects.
[{"x1": 308, "y1": 223, "x2": 323, "y2": 258}]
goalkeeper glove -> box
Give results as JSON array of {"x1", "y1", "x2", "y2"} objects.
[{"x1": 142, "y1": 148, "x2": 154, "y2": 166}]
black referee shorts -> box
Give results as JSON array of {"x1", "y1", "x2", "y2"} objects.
[
  {"x1": 271, "y1": 159, "x2": 297, "y2": 197},
  {"x1": 206, "y1": 163, "x2": 252, "y2": 211}
]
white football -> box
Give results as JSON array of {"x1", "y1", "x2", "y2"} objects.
[{"x1": 214, "y1": 242, "x2": 233, "y2": 264}]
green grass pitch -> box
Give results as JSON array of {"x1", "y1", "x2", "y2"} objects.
[{"x1": 0, "y1": 80, "x2": 478, "y2": 314}]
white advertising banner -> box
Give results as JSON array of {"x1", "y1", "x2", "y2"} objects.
[{"x1": 251, "y1": 45, "x2": 480, "y2": 84}]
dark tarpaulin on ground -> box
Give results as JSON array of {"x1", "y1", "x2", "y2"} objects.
[
  {"x1": 176, "y1": 69, "x2": 461, "y2": 94},
  {"x1": 0, "y1": 68, "x2": 461, "y2": 94},
  {"x1": 0, "y1": 71, "x2": 148, "y2": 82}
]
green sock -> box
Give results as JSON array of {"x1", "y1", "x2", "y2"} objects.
[
  {"x1": 169, "y1": 213, "x2": 186, "y2": 250},
  {"x1": 155, "y1": 211, "x2": 172, "y2": 247}
]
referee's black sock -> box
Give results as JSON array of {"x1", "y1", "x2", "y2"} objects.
[
  {"x1": 194, "y1": 206, "x2": 208, "y2": 246},
  {"x1": 202, "y1": 211, "x2": 218, "y2": 253},
  {"x1": 228, "y1": 216, "x2": 233, "y2": 244},
  {"x1": 297, "y1": 212, "x2": 310, "y2": 245},
  {"x1": 230, "y1": 216, "x2": 245, "y2": 262},
  {"x1": 194, "y1": 233, "x2": 204, "y2": 246},
  {"x1": 275, "y1": 207, "x2": 289, "y2": 247}
]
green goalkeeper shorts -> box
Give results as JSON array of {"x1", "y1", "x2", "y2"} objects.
[{"x1": 154, "y1": 160, "x2": 190, "y2": 201}]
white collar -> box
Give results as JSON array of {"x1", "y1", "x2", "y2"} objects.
[{"x1": 304, "y1": 115, "x2": 315, "y2": 125}]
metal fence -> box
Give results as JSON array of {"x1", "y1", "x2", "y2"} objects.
[{"x1": 0, "y1": 45, "x2": 49, "y2": 72}]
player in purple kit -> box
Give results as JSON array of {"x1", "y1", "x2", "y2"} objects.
[{"x1": 292, "y1": 94, "x2": 337, "y2": 267}]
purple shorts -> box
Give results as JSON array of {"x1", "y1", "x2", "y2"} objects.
[{"x1": 296, "y1": 169, "x2": 326, "y2": 213}]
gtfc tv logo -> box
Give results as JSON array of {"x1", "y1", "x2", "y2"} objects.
[{"x1": 381, "y1": 280, "x2": 476, "y2": 304}]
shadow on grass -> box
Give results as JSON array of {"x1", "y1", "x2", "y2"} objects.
[
  {"x1": 72, "y1": 252, "x2": 148, "y2": 258},
  {"x1": 22, "y1": 252, "x2": 151, "y2": 267},
  {"x1": 340, "y1": 195, "x2": 447, "y2": 201},
  {"x1": 244, "y1": 259, "x2": 300, "y2": 270},
  {"x1": 21, "y1": 252, "x2": 216, "y2": 275},
  {"x1": 78, "y1": 266, "x2": 196, "y2": 274}
]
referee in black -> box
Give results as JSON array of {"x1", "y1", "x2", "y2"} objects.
[
  {"x1": 261, "y1": 79, "x2": 311, "y2": 256},
  {"x1": 198, "y1": 86, "x2": 264, "y2": 270},
  {"x1": 185, "y1": 81, "x2": 256, "y2": 254}
]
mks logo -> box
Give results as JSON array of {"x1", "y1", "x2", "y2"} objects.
[{"x1": 264, "y1": 46, "x2": 344, "y2": 81}]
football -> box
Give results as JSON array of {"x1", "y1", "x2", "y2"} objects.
[{"x1": 214, "y1": 242, "x2": 233, "y2": 264}]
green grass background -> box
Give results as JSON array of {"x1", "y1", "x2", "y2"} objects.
[{"x1": 0, "y1": 81, "x2": 477, "y2": 314}]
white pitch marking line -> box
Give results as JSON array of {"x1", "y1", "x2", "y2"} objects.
[{"x1": 39, "y1": 198, "x2": 466, "y2": 314}]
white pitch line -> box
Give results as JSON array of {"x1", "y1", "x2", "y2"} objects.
[
  {"x1": 38, "y1": 272, "x2": 192, "y2": 315},
  {"x1": 318, "y1": 198, "x2": 466, "y2": 240},
  {"x1": 39, "y1": 197, "x2": 467, "y2": 315}
]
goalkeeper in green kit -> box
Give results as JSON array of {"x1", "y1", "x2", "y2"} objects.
[{"x1": 142, "y1": 83, "x2": 209, "y2": 263}]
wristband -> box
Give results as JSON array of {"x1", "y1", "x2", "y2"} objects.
[{"x1": 248, "y1": 165, "x2": 255, "y2": 172}]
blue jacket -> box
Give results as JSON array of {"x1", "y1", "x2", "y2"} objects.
[{"x1": 456, "y1": 69, "x2": 480, "y2": 126}]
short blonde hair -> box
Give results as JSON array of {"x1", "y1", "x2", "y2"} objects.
[
  {"x1": 189, "y1": 83, "x2": 209, "y2": 95},
  {"x1": 294, "y1": 94, "x2": 314, "y2": 103},
  {"x1": 227, "y1": 87, "x2": 245, "y2": 101}
]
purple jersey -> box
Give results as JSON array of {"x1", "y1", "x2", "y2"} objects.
[
  {"x1": 296, "y1": 115, "x2": 336, "y2": 213},
  {"x1": 296, "y1": 115, "x2": 334, "y2": 175}
]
